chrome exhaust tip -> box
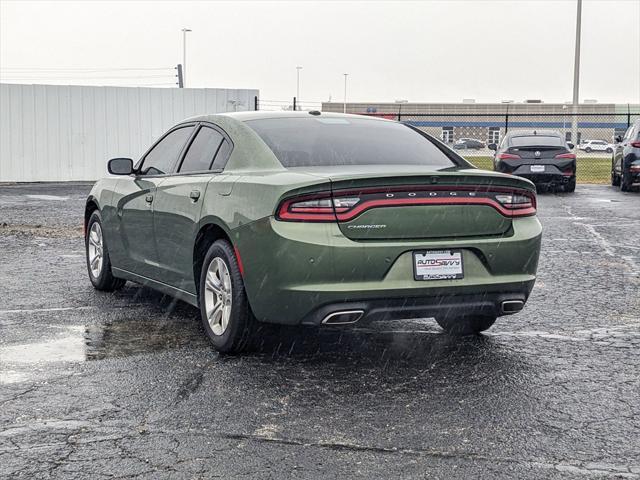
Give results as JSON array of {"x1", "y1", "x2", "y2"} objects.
[
  {"x1": 501, "y1": 300, "x2": 524, "y2": 314},
  {"x1": 321, "y1": 310, "x2": 364, "y2": 325}
]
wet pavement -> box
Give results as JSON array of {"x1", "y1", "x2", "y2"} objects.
[{"x1": 1, "y1": 182, "x2": 639, "y2": 479}]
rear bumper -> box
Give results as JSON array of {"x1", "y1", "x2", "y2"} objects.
[
  {"x1": 496, "y1": 160, "x2": 575, "y2": 185},
  {"x1": 514, "y1": 173, "x2": 574, "y2": 185},
  {"x1": 235, "y1": 215, "x2": 542, "y2": 325},
  {"x1": 301, "y1": 292, "x2": 530, "y2": 326}
]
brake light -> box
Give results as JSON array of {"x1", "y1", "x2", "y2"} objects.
[
  {"x1": 277, "y1": 187, "x2": 537, "y2": 222},
  {"x1": 277, "y1": 193, "x2": 360, "y2": 221},
  {"x1": 555, "y1": 153, "x2": 576, "y2": 159},
  {"x1": 494, "y1": 194, "x2": 535, "y2": 211},
  {"x1": 630, "y1": 141, "x2": 640, "y2": 148},
  {"x1": 497, "y1": 153, "x2": 521, "y2": 160}
]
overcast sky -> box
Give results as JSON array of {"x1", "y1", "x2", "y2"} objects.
[{"x1": 1, "y1": 0, "x2": 639, "y2": 105}]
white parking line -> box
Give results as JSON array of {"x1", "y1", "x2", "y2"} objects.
[{"x1": 0, "y1": 306, "x2": 95, "y2": 315}]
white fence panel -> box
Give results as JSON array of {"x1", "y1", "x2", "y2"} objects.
[{"x1": 0, "y1": 83, "x2": 259, "y2": 182}]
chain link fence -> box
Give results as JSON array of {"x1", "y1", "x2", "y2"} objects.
[
  {"x1": 383, "y1": 112, "x2": 639, "y2": 183},
  {"x1": 255, "y1": 99, "x2": 639, "y2": 183}
]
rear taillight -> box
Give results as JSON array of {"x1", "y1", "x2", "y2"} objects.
[
  {"x1": 555, "y1": 153, "x2": 576, "y2": 159},
  {"x1": 494, "y1": 193, "x2": 535, "y2": 211},
  {"x1": 497, "y1": 153, "x2": 521, "y2": 160},
  {"x1": 630, "y1": 141, "x2": 640, "y2": 148},
  {"x1": 277, "y1": 193, "x2": 361, "y2": 222},
  {"x1": 277, "y1": 187, "x2": 537, "y2": 222}
]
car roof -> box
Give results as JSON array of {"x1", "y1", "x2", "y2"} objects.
[{"x1": 183, "y1": 110, "x2": 393, "y2": 124}]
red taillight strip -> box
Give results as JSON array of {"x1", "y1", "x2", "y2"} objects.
[
  {"x1": 497, "y1": 153, "x2": 521, "y2": 159},
  {"x1": 277, "y1": 186, "x2": 537, "y2": 222},
  {"x1": 333, "y1": 197, "x2": 535, "y2": 220}
]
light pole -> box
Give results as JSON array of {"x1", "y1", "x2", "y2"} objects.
[
  {"x1": 181, "y1": 28, "x2": 192, "y2": 87},
  {"x1": 343, "y1": 73, "x2": 348, "y2": 114},
  {"x1": 571, "y1": 0, "x2": 582, "y2": 147},
  {"x1": 296, "y1": 66, "x2": 302, "y2": 111}
]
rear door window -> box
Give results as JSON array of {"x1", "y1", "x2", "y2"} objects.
[
  {"x1": 139, "y1": 126, "x2": 194, "y2": 175},
  {"x1": 179, "y1": 126, "x2": 224, "y2": 173},
  {"x1": 211, "y1": 139, "x2": 232, "y2": 170}
]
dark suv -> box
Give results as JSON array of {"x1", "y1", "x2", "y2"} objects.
[
  {"x1": 611, "y1": 119, "x2": 640, "y2": 192},
  {"x1": 489, "y1": 130, "x2": 576, "y2": 192}
]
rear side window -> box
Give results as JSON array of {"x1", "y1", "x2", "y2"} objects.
[
  {"x1": 212, "y1": 139, "x2": 232, "y2": 170},
  {"x1": 140, "y1": 126, "x2": 194, "y2": 175},
  {"x1": 245, "y1": 117, "x2": 456, "y2": 168},
  {"x1": 510, "y1": 136, "x2": 564, "y2": 148},
  {"x1": 179, "y1": 127, "x2": 224, "y2": 173}
]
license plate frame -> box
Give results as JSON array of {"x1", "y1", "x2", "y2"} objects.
[{"x1": 413, "y1": 250, "x2": 464, "y2": 281}]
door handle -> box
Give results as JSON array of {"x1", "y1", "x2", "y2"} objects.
[
  {"x1": 145, "y1": 194, "x2": 154, "y2": 203},
  {"x1": 189, "y1": 190, "x2": 201, "y2": 201}
]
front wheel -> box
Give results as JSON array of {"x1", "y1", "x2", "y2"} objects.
[
  {"x1": 585, "y1": 147, "x2": 592, "y2": 153},
  {"x1": 199, "y1": 240, "x2": 257, "y2": 353},
  {"x1": 435, "y1": 315, "x2": 496, "y2": 336},
  {"x1": 85, "y1": 211, "x2": 126, "y2": 291}
]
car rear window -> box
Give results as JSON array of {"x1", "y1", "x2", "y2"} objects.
[
  {"x1": 245, "y1": 117, "x2": 457, "y2": 168},
  {"x1": 510, "y1": 136, "x2": 564, "y2": 147}
]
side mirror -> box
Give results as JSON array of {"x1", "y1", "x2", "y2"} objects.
[
  {"x1": 567, "y1": 142, "x2": 575, "y2": 150},
  {"x1": 107, "y1": 158, "x2": 133, "y2": 175},
  {"x1": 488, "y1": 143, "x2": 497, "y2": 151},
  {"x1": 615, "y1": 135, "x2": 623, "y2": 143}
]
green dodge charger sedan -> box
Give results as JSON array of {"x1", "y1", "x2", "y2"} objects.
[{"x1": 85, "y1": 111, "x2": 542, "y2": 352}]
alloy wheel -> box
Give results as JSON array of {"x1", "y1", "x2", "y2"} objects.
[
  {"x1": 204, "y1": 257, "x2": 233, "y2": 336},
  {"x1": 88, "y1": 222, "x2": 104, "y2": 278}
]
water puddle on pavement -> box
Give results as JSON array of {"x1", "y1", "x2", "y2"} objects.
[{"x1": 0, "y1": 318, "x2": 208, "y2": 384}]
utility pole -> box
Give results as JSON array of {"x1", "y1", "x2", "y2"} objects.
[
  {"x1": 176, "y1": 64, "x2": 184, "y2": 88},
  {"x1": 181, "y1": 28, "x2": 192, "y2": 87},
  {"x1": 571, "y1": 0, "x2": 582, "y2": 147},
  {"x1": 343, "y1": 73, "x2": 349, "y2": 114},
  {"x1": 296, "y1": 66, "x2": 302, "y2": 111}
]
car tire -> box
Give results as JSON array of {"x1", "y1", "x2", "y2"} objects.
[
  {"x1": 585, "y1": 147, "x2": 592, "y2": 153},
  {"x1": 611, "y1": 169, "x2": 621, "y2": 186},
  {"x1": 435, "y1": 315, "x2": 496, "y2": 336},
  {"x1": 565, "y1": 177, "x2": 576, "y2": 193},
  {"x1": 199, "y1": 239, "x2": 257, "y2": 354},
  {"x1": 620, "y1": 172, "x2": 632, "y2": 192},
  {"x1": 86, "y1": 211, "x2": 126, "y2": 291},
  {"x1": 606, "y1": 148, "x2": 613, "y2": 154}
]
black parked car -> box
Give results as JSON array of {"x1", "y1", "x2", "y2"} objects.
[
  {"x1": 489, "y1": 130, "x2": 576, "y2": 192},
  {"x1": 453, "y1": 138, "x2": 485, "y2": 150},
  {"x1": 611, "y1": 119, "x2": 640, "y2": 192}
]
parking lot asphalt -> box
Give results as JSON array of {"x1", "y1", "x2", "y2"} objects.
[{"x1": 1, "y1": 183, "x2": 639, "y2": 479}]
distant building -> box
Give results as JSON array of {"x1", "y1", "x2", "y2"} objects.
[{"x1": 321, "y1": 101, "x2": 640, "y2": 145}]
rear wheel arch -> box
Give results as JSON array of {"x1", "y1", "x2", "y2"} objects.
[
  {"x1": 85, "y1": 198, "x2": 99, "y2": 233},
  {"x1": 193, "y1": 221, "x2": 235, "y2": 294}
]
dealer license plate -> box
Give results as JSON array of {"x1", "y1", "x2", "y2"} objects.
[{"x1": 413, "y1": 250, "x2": 464, "y2": 281}]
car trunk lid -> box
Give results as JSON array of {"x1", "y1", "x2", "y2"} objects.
[{"x1": 287, "y1": 166, "x2": 535, "y2": 241}]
